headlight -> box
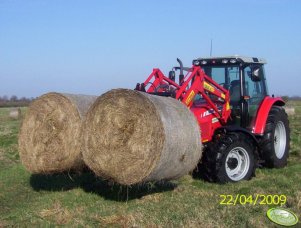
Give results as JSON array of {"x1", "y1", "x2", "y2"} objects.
[{"x1": 194, "y1": 60, "x2": 200, "y2": 65}]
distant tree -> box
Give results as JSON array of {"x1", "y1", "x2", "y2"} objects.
[
  {"x1": 2, "y1": 95, "x2": 8, "y2": 101},
  {"x1": 0, "y1": 95, "x2": 32, "y2": 107},
  {"x1": 10, "y1": 95, "x2": 18, "y2": 102},
  {"x1": 20, "y1": 97, "x2": 27, "y2": 102},
  {"x1": 291, "y1": 96, "x2": 301, "y2": 101}
]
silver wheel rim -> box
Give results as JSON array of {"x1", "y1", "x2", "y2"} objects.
[
  {"x1": 225, "y1": 147, "x2": 250, "y2": 181},
  {"x1": 274, "y1": 121, "x2": 287, "y2": 159}
]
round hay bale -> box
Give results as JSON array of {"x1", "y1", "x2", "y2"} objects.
[
  {"x1": 284, "y1": 106, "x2": 295, "y2": 116},
  {"x1": 82, "y1": 89, "x2": 202, "y2": 185},
  {"x1": 18, "y1": 92, "x2": 97, "y2": 173},
  {"x1": 9, "y1": 107, "x2": 21, "y2": 120}
]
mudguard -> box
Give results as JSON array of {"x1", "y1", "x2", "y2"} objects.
[{"x1": 252, "y1": 96, "x2": 285, "y2": 135}]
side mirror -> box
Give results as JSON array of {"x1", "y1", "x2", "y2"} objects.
[
  {"x1": 169, "y1": 70, "x2": 176, "y2": 81},
  {"x1": 251, "y1": 66, "x2": 261, "y2": 82}
]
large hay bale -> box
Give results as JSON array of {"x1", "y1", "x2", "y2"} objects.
[
  {"x1": 9, "y1": 107, "x2": 21, "y2": 120},
  {"x1": 82, "y1": 89, "x2": 202, "y2": 185},
  {"x1": 19, "y1": 92, "x2": 97, "y2": 173},
  {"x1": 284, "y1": 106, "x2": 295, "y2": 116}
]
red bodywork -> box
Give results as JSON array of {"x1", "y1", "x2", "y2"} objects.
[
  {"x1": 252, "y1": 96, "x2": 285, "y2": 135},
  {"x1": 143, "y1": 65, "x2": 231, "y2": 143}
]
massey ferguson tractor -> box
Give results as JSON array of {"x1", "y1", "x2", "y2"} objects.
[{"x1": 135, "y1": 55, "x2": 290, "y2": 183}]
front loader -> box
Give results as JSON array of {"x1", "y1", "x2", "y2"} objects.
[{"x1": 135, "y1": 56, "x2": 290, "y2": 183}]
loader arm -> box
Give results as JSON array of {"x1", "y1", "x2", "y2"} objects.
[{"x1": 141, "y1": 65, "x2": 231, "y2": 125}]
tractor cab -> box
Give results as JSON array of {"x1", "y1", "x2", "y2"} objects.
[{"x1": 193, "y1": 56, "x2": 268, "y2": 129}]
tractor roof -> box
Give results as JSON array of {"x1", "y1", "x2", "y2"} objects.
[{"x1": 193, "y1": 55, "x2": 266, "y2": 65}]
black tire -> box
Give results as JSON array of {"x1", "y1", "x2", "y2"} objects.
[
  {"x1": 260, "y1": 106, "x2": 290, "y2": 168},
  {"x1": 198, "y1": 132, "x2": 256, "y2": 183}
]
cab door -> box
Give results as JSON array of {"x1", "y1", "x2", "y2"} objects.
[{"x1": 242, "y1": 64, "x2": 268, "y2": 129}]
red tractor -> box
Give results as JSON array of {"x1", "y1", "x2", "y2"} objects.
[{"x1": 135, "y1": 56, "x2": 290, "y2": 183}]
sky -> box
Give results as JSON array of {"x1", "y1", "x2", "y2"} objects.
[{"x1": 1, "y1": 0, "x2": 301, "y2": 98}]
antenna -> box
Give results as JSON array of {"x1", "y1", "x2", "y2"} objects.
[{"x1": 210, "y1": 39, "x2": 213, "y2": 56}]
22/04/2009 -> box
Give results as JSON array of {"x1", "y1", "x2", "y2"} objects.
[{"x1": 219, "y1": 194, "x2": 287, "y2": 206}]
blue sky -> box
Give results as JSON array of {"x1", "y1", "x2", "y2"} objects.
[{"x1": 1, "y1": 0, "x2": 301, "y2": 97}]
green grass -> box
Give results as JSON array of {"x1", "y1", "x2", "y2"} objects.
[{"x1": 0, "y1": 105, "x2": 300, "y2": 227}]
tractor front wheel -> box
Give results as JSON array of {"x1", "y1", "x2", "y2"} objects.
[
  {"x1": 200, "y1": 132, "x2": 256, "y2": 183},
  {"x1": 260, "y1": 106, "x2": 290, "y2": 168}
]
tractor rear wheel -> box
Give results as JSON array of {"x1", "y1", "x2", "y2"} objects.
[
  {"x1": 199, "y1": 132, "x2": 255, "y2": 183},
  {"x1": 260, "y1": 106, "x2": 290, "y2": 168}
]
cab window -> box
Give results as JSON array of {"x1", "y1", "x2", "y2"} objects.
[{"x1": 243, "y1": 65, "x2": 267, "y2": 127}]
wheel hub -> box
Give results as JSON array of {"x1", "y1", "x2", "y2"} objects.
[
  {"x1": 227, "y1": 157, "x2": 238, "y2": 169},
  {"x1": 225, "y1": 147, "x2": 250, "y2": 181},
  {"x1": 274, "y1": 121, "x2": 287, "y2": 159}
]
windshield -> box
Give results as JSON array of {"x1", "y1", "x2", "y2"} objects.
[
  {"x1": 202, "y1": 65, "x2": 240, "y2": 90},
  {"x1": 201, "y1": 65, "x2": 241, "y2": 109}
]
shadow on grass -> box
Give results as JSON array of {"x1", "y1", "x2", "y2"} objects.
[
  {"x1": 192, "y1": 162, "x2": 212, "y2": 183},
  {"x1": 30, "y1": 172, "x2": 176, "y2": 201}
]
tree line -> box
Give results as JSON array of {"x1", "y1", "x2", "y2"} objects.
[
  {"x1": 281, "y1": 96, "x2": 301, "y2": 102},
  {"x1": 0, "y1": 95, "x2": 35, "y2": 107}
]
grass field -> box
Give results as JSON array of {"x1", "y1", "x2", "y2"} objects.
[{"x1": 0, "y1": 103, "x2": 300, "y2": 227}]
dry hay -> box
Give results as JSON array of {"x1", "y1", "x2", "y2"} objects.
[
  {"x1": 18, "y1": 92, "x2": 97, "y2": 173},
  {"x1": 82, "y1": 89, "x2": 202, "y2": 185},
  {"x1": 38, "y1": 201, "x2": 73, "y2": 225},
  {"x1": 297, "y1": 191, "x2": 301, "y2": 210},
  {"x1": 0, "y1": 148, "x2": 5, "y2": 162},
  {"x1": 96, "y1": 214, "x2": 136, "y2": 227},
  {"x1": 9, "y1": 107, "x2": 21, "y2": 120},
  {"x1": 284, "y1": 106, "x2": 295, "y2": 116}
]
